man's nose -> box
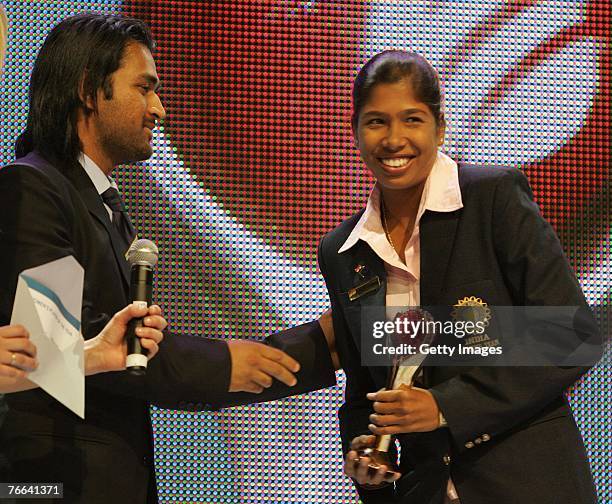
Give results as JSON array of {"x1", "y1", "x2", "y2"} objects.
[{"x1": 150, "y1": 92, "x2": 166, "y2": 122}]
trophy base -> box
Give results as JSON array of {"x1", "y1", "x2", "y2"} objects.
[{"x1": 354, "y1": 447, "x2": 399, "y2": 479}]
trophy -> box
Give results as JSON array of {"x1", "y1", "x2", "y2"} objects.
[{"x1": 355, "y1": 308, "x2": 435, "y2": 481}]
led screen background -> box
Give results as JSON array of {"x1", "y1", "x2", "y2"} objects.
[{"x1": 0, "y1": 1, "x2": 609, "y2": 502}]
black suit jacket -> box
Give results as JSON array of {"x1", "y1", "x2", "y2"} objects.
[
  {"x1": 318, "y1": 165, "x2": 597, "y2": 504},
  {"x1": 0, "y1": 152, "x2": 335, "y2": 503}
]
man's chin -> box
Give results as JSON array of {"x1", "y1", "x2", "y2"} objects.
[
  {"x1": 141, "y1": 145, "x2": 154, "y2": 161},
  {"x1": 120, "y1": 146, "x2": 154, "y2": 165}
]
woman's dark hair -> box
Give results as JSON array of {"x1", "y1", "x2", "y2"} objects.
[
  {"x1": 15, "y1": 13, "x2": 154, "y2": 165},
  {"x1": 351, "y1": 50, "x2": 443, "y2": 131}
]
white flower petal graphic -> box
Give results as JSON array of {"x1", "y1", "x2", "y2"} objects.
[
  {"x1": 363, "y1": 0, "x2": 586, "y2": 67},
  {"x1": 148, "y1": 131, "x2": 329, "y2": 326},
  {"x1": 362, "y1": 0, "x2": 506, "y2": 65},
  {"x1": 463, "y1": 38, "x2": 599, "y2": 165}
]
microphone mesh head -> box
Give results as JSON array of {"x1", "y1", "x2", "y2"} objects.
[{"x1": 127, "y1": 239, "x2": 159, "y2": 267}]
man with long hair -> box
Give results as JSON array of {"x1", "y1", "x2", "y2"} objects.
[{"x1": 0, "y1": 13, "x2": 335, "y2": 502}]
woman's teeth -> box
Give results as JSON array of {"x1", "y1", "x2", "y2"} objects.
[{"x1": 380, "y1": 157, "x2": 412, "y2": 168}]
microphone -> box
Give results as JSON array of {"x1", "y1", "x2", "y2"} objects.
[{"x1": 125, "y1": 239, "x2": 159, "y2": 375}]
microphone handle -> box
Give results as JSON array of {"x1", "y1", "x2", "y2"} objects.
[{"x1": 126, "y1": 264, "x2": 153, "y2": 375}]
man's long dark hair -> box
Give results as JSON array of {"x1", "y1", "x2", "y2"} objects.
[{"x1": 15, "y1": 13, "x2": 154, "y2": 166}]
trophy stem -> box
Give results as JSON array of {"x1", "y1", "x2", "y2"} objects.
[
  {"x1": 375, "y1": 434, "x2": 392, "y2": 452},
  {"x1": 371, "y1": 356, "x2": 401, "y2": 451},
  {"x1": 386, "y1": 356, "x2": 401, "y2": 389}
]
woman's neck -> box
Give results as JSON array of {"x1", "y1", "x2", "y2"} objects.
[
  {"x1": 380, "y1": 182, "x2": 426, "y2": 263},
  {"x1": 380, "y1": 181, "x2": 425, "y2": 228}
]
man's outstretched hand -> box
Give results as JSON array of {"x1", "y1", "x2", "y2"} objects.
[{"x1": 227, "y1": 340, "x2": 300, "y2": 393}]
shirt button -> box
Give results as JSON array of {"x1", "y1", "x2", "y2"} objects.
[
  {"x1": 482, "y1": 434, "x2": 491, "y2": 442},
  {"x1": 443, "y1": 455, "x2": 451, "y2": 465},
  {"x1": 474, "y1": 437, "x2": 482, "y2": 445},
  {"x1": 465, "y1": 441, "x2": 475, "y2": 449}
]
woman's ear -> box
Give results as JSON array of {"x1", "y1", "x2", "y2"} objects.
[{"x1": 437, "y1": 114, "x2": 446, "y2": 146}]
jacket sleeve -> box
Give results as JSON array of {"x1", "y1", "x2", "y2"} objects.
[{"x1": 429, "y1": 168, "x2": 597, "y2": 454}]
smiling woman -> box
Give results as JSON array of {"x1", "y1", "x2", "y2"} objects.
[
  {"x1": 318, "y1": 50, "x2": 599, "y2": 504},
  {"x1": 352, "y1": 52, "x2": 446, "y2": 254},
  {"x1": 356, "y1": 79, "x2": 443, "y2": 193}
]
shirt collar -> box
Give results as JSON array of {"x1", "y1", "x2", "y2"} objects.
[
  {"x1": 78, "y1": 153, "x2": 115, "y2": 196},
  {"x1": 338, "y1": 151, "x2": 462, "y2": 254}
]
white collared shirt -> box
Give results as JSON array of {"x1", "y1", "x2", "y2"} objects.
[{"x1": 78, "y1": 153, "x2": 117, "y2": 222}]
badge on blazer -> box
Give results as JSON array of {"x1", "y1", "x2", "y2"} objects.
[
  {"x1": 451, "y1": 296, "x2": 491, "y2": 323},
  {"x1": 348, "y1": 263, "x2": 381, "y2": 301},
  {"x1": 451, "y1": 296, "x2": 497, "y2": 346},
  {"x1": 354, "y1": 263, "x2": 368, "y2": 278}
]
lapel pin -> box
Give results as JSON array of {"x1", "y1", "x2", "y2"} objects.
[
  {"x1": 348, "y1": 275, "x2": 381, "y2": 302},
  {"x1": 354, "y1": 263, "x2": 367, "y2": 278}
]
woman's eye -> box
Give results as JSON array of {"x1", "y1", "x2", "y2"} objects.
[
  {"x1": 404, "y1": 117, "x2": 422, "y2": 123},
  {"x1": 138, "y1": 85, "x2": 150, "y2": 93},
  {"x1": 366, "y1": 118, "x2": 384, "y2": 126}
]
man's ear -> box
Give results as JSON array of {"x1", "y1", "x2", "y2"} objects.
[{"x1": 78, "y1": 73, "x2": 96, "y2": 113}]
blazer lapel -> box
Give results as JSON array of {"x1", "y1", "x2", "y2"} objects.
[
  {"x1": 419, "y1": 209, "x2": 460, "y2": 306},
  {"x1": 344, "y1": 242, "x2": 389, "y2": 390},
  {"x1": 419, "y1": 209, "x2": 460, "y2": 388},
  {"x1": 63, "y1": 161, "x2": 131, "y2": 288}
]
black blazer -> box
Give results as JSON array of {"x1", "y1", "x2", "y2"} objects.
[
  {"x1": 0, "y1": 152, "x2": 335, "y2": 503},
  {"x1": 318, "y1": 165, "x2": 598, "y2": 504}
]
